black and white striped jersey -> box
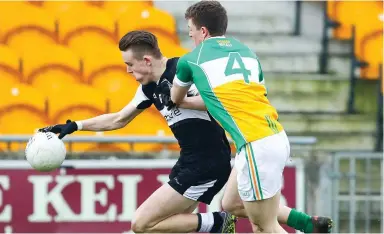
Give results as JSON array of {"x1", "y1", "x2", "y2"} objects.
[{"x1": 129, "y1": 57, "x2": 230, "y2": 151}]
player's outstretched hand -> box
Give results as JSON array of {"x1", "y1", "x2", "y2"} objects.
[
  {"x1": 159, "y1": 80, "x2": 176, "y2": 110},
  {"x1": 38, "y1": 120, "x2": 78, "y2": 139}
]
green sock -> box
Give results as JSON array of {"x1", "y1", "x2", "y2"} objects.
[{"x1": 286, "y1": 209, "x2": 313, "y2": 233}]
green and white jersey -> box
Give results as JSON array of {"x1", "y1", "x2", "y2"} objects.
[{"x1": 173, "y1": 36, "x2": 283, "y2": 151}]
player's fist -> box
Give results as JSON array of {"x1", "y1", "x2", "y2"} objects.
[
  {"x1": 158, "y1": 80, "x2": 176, "y2": 110},
  {"x1": 159, "y1": 93, "x2": 176, "y2": 111},
  {"x1": 38, "y1": 120, "x2": 78, "y2": 139},
  {"x1": 159, "y1": 79, "x2": 172, "y2": 96}
]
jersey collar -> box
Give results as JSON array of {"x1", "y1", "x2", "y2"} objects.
[{"x1": 204, "y1": 35, "x2": 226, "y2": 42}]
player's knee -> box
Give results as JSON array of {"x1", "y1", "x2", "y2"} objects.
[
  {"x1": 221, "y1": 198, "x2": 242, "y2": 215},
  {"x1": 131, "y1": 214, "x2": 153, "y2": 233},
  {"x1": 251, "y1": 221, "x2": 282, "y2": 233},
  {"x1": 251, "y1": 223, "x2": 262, "y2": 233},
  {"x1": 131, "y1": 219, "x2": 145, "y2": 233}
]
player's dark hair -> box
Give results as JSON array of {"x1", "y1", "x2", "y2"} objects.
[
  {"x1": 185, "y1": 0, "x2": 228, "y2": 36},
  {"x1": 119, "y1": 30, "x2": 162, "y2": 59}
]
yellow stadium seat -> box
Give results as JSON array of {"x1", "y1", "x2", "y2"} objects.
[
  {"x1": 86, "y1": 1, "x2": 104, "y2": 8},
  {"x1": 361, "y1": 33, "x2": 383, "y2": 79},
  {"x1": 54, "y1": 106, "x2": 108, "y2": 153},
  {"x1": 0, "y1": 45, "x2": 23, "y2": 84},
  {"x1": 19, "y1": 44, "x2": 83, "y2": 88},
  {"x1": 90, "y1": 68, "x2": 139, "y2": 112},
  {"x1": 44, "y1": 2, "x2": 117, "y2": 49},
  {"x1": 0, "y1": 2, "x2": 58, "y2": 49},
  {"x1": 117, "y1": 6, "x2": 179, "y2": 44},
  {"x1": 80, "y1": 42, "x2": 122, "y2": 79},
  {"x1": 27, "y1": 1, "x2": 44, "y2": 7},
  {"x1": 47, "y1": 83, "x2": 108, "y2": 122},
  {"x1": 328, "y1": 1, "x2": 383, "y2": 78},
  {"x1": 98, "y1": 109, "x2": 175, "y2": 152},
  {"x1": 0, "y1": 109, "x2": 50, "y2": 134},
  {"x1": 84, "y1": 142, "x2": 131, "y2": 153},
  {"x1": 327, "y1": 1, "x2": 337, "y2": 20},
  {"x1": 329, "y1": 2, "x2": 382, "y2": 53},
  {"x1": 158, "y1": 39, "x2": 190, "y2": 58},
  {"x1": 0, "y1": 83, "x2": 48, "y2": 113},
  {"x1": 0, "y1": 84, "x2": 48, "y2": 152},
  {"x1": 1, "y1": 74, "x2": 20, "y2": 89},
  {"x1": 0, "y1": 109, "x2": 51, "y2": 152},
  {"x1": 103, "y1": 1, "x2": 151, "y2": 21}
]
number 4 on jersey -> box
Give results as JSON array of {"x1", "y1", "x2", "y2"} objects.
[
  {"x1": 224, "y1": 53, "x2": 251, "y2": 83},
  {"x1": 224, "y1": 52, "x2": 264, "y2": 84}
]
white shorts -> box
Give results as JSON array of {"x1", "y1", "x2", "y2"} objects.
[{"x1": 235, "y1": 131, "x2": 290, "y2": 201}]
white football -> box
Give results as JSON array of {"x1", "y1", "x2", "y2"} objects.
[{"x1": 25, "y1": 132, "x2": 66, "y2": 172}]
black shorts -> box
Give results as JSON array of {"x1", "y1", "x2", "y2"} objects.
[{"x1": 168, "y1": 151, "x2": 232, "y2": 205}]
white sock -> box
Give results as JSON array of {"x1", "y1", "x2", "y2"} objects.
[{"x1": 198, "y1": 212, "x2": 214, "y2": 232}]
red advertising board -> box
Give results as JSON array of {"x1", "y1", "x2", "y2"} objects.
[{"x1": 0, "y1": 159, "x2": 304, "y2": 233}]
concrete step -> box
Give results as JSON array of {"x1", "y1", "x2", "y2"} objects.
[
  {"x1": 329, "y1": 39, "x2": 352, "y2": 55},
  {"x1": 175, "y1": 15, "x2": 293, "y2": 35},
  {"x1": 179, "y1": 37, "x2": 321, "y2": 72},
  {"x1": 155, "y1": 1, "x2": 295, "y2": 35},
  {"x1": 180, "y1": 39, "x2": 351, "y2": 74},
  {"x1": 279, "y1": 113, "x2": 376, "y2": 133},
  {"x1": 288, "y1": 131, "x2": 376, "y2": 151},
  {"x1": 181, "y1": 36, "x2": 323, "y2": 54},
  {"x1": 328, "y1": 54, "x2": 351, "y2": 76},
  {"x1": 299, "y1": 1, "x2": 324, "y2": 37},
  {"x1": 265, "y1": 74, "x2": 349, "y2": 112},
  {"x1": 155, "y1": 0, "x2": 293, "y2": 17},
  {"x1": 259, "y1": 53, "x2": 319, "y2": 73}
]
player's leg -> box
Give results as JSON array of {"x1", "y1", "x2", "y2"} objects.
[
  {"x1": 221, "y1": 167, "x2": 247, "y2": 218},
  {"x1": 223, "y1": 167, "x2": 333, "y2": 233},
  {"x1": 236, "y1": 132, "x2": 290, "y2": 233},
  {"x1": 243, "y1": 191, "x2": 286, "y2": 233},
  {"x1": 132, "y1": 162, "x2": 235, "y2": 233},
  {"x1": 221, "y1": 168, "x2": 269, "y2": 233},
  {"x1": 131, "y1": 183, "x2": 198, "y2": 233},
  {"x1": 282, "y1": 206, "x2": 333, "y2": 233},
  {"x1": 133, "y1": 183, "x2": 232, "y2": 233},
  {"x1": 183, "y1": 202, "x2": 199, "y2": 214}
]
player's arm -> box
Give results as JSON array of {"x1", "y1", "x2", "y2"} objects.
[
  {"x1": 178, "y1": 95, "x2": 207, "y2": 111},
  {"x1": 79, "y1": 86, "x2": 151, "y2": 132},
  {"x1": 77, "y1": 104, "x2": 143, "y2": 132},
  {"x1": 39, "y1": 86, "x2": 152, "y2": 139},
  {"x1": 176, "y1": 84, "x2": 207, "y2": 111},
  {"x1": 171, "y1": 58, "x2": 193, "y2": 105}
]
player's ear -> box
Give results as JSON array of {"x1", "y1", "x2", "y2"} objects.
[
  {"x1": 201, "y1": 26, "x2": 210, "y2": 38},
  {"x1": 143, "y1": 56, "x2": 152, "y2": 66}
]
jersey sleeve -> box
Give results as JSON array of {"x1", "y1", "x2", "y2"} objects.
[
  {"x1": 129, "y1": 85, "x2": 153, "y2": 109},
  {"x1": 174, "y1": 57, "x2": 193, "y2": 87}
]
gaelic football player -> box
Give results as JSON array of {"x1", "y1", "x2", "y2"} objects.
[
  {"x1": 167, "y1": 1, "x2": 333, "y2": 233},
  {"x1": 39, "y1": 31, "x2": 236, "y2": 233}
]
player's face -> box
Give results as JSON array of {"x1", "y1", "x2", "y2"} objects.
[
  {"x1": 121, "y1": 50, "x2": 153, "y2": 85},
  {"x1": 188, "y1": 19, "x2": 206, "y2": 47}
]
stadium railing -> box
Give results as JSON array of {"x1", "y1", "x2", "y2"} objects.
[
  {"x1": 376, "y1": 64, "x2": 383, "y2": 152},
  {"x1": 293, "y1": 0, "x2": 302, "y2": 36},
  {"x1": 320, "y1": 1, "x2": 340, "y2": 75},
  {"x1": 0, "y1": 135, "x2": 317, "y2": 156},
  {"x1": 330, "y1": 151, "x2": 383, "y2": 233}
]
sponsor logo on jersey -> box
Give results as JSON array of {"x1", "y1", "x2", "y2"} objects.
[
  {"x1": 164, "y1": 108, "x2": 182, "y2": 122},
  {"x1": 217, "y1": 39, "x2": 232, "y2": 47}
]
